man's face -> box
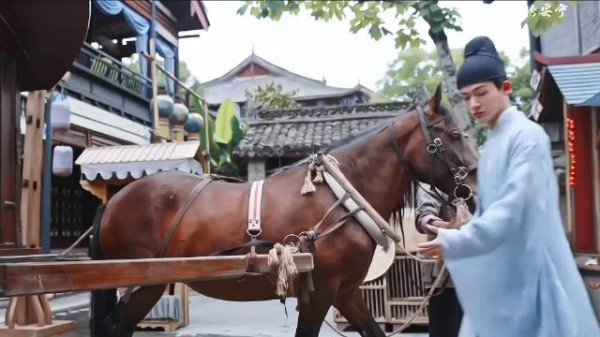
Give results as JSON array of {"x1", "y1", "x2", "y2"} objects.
[{"x1": 460, "y1": 80, "x2": 512, "y2": 127}]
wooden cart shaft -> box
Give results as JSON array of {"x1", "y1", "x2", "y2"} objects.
[{"x1": 0, "y1": 253, "x2": 314, "y2": 297}]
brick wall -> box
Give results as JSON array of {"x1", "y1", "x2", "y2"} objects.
[{"x1": 247, "y1": 158, "x2": 266, "y2": 182}]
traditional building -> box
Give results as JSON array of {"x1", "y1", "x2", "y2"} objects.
[
  {"x1": 31, "y1": 0, "x2": 210, "y2": 249},
  {"x1": 528, "y1": 0, "x2": 600, "y2": 316},
  {"x1": 202, "y1": 53, "x2": 373, "y2": 116},
  {"x1": 233, "y1": 102, "x2": 410, "y2": 182}
]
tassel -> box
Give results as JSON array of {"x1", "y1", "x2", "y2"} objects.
[
  {"x1": 268, "y1": 243, "x2": 298, "y2": 306},
  {"x1": 300, "y1": 164, "x2": 316, "y2": 195},
  {"x1": 300, "y1": 169, "x2": 316, "y2": 195},
  {"x1": 312, "y1": 165, "x2": 324, "y2": 184},
  {"x1": 449, "y1": 198, "x2": 473, "y2": 229}
]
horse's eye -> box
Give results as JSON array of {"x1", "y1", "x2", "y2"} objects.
[{"x1": 449, "y1": 131, "x2": 462, "y2": 141}]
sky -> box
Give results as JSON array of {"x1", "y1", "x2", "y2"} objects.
[{"x1": 178, "y1": 1, "x2": 532, "y2": 92}]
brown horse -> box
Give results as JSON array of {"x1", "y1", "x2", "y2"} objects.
[{"x1": 89, "y1": 85, "x2": 478, "y2": 337}]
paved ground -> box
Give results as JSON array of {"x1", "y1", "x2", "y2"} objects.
[{"x1": 42, "y1": 292, "x2": 427, "y2": 337}]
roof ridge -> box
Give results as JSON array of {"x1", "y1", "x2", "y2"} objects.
[{"x1": 255, "y1": 101, "x2": 410, "y2": 120}]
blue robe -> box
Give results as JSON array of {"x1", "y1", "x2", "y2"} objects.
[{"x1": 438, "y1": 107, "x2": 600, "y2": 337}]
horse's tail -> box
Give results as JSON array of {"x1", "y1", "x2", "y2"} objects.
[{"x1": 89, "y1": 204, "x2": 117, "y2": 337}]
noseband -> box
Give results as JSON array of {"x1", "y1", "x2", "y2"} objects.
[{"x1": 388, "y1": 104, "x2": 473, "y2": 201}]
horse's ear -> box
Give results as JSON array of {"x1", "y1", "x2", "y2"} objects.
[{"x1": 428, "y1": 84, "x2": 443, "y2": 114}]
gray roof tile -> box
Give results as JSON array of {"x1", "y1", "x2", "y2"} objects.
[{"x1": 234, "y1": 102, "x2": 410, "y2": 158}]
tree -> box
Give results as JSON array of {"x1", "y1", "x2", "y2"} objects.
[
  {"x1": 244, "y1": 82, "x2": 301, "y2": 110},
  {"x1": 375, "y1": 46, "x2": 531, "y2": 146},
  {"x1": 509, "y1": 47, "x2": 534, "y2": 114},
  {"x1": 238, "y1": 0, "x2": 571, "y2": 138}
]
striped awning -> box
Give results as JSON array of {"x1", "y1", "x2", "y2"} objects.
[
  {"x1": 547, "y1": 62, "x2": 600, "y2": 107},
  {"x1": 75, "y1": 141, "x2": 203, "y2": 181}
]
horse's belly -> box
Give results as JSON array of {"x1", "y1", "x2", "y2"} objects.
[{"x1": 187, "y1": 276, "x2": 287, "y2": 301}]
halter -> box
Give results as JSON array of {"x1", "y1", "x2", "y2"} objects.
[{"x1": 388, "y1": 104, "x2": 474, "y2": 202}]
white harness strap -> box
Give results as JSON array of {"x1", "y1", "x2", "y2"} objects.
[{"x1": 247, "y1": 180, "x2": 265, "y2": 236}]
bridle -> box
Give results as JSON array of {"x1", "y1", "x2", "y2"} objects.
[{"x1": 388, "y1": 104, "x2": 474, "y2": 202}]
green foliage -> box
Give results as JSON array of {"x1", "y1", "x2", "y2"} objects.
[
  {"x1": 192, "y1": 97, "x2": 246, "y2": 170},
  {"x1": 521, "y1": 1, "x2": 575, "y2": 37},
  {"x1": 375, "y1": 46, "x2": 532, "y2": 146},
  {"x1": 244, "y1": 82, "x2": 301, "y2": 110},
  {"x1": 239, "y1": 1, "x2": 462, "y2": 50},
  {"x1": 240, "y1": 1, "x2": 571, "y2": 49}
]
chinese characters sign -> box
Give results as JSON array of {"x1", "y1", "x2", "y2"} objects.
[{"x1": 567, "y1": 117, "x2": 576, "y2": 187}]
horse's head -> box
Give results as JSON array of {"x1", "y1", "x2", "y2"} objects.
[{"x1": 393, "y1": 84, "x2": 478, "y2": 206}]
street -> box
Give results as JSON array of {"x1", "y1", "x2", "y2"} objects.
[{"x1": 49, "y1": 292, "x2": 427, "y2": 337}]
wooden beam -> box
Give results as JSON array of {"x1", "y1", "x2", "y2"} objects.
[{"x1": 0, "y1": 253, "x2": 314, "y2": 297}]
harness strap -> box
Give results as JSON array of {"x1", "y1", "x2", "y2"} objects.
[
  {"x1": 156, "y1": 177, "x2": 213, "y2": 258},
  {"x1": 210, "y1": 239, "x2": 276, "y2": 256},
  {"x1": 247, "y1": 180, "x2": 265, "y2": 236}
]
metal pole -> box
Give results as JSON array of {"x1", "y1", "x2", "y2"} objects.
[
  {"x1": 150, "y1": 0, "x2": 159, "y2": 138},
  {"x1": 41, "y1": 94, "x2": 53, "y2": 253}
]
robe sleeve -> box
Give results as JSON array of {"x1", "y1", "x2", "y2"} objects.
[
  {"x1": 415, "y1": 184, "x2": 444, "y2": 234},
  {"x1": 438, "y1": 137, "x2": 543, "y2": 260}
]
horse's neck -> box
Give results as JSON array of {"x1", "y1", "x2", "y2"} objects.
[{"x1": 331, "y1": 129, "x2": 412, "y2": 217}]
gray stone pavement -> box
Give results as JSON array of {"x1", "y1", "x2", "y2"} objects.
[{"x1": 33, "y1": 292, "x2": 427, "y2": 337}]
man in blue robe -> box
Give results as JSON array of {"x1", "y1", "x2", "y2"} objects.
[{"x1": 418, "y1": 36, "x2": 600, "y2": 337}]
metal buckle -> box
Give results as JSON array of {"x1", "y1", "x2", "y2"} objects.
[
  {"x1": 426, "y1": 143, "x2": 438, "y2": 154},
  {"x1": 453, "y1": 166, "x2": 469, "y2": 184},
  {"x1": 433, "y1": 138, "x2": 445, "y2": 152},
  {"x1": 453, "y1": 184, "x2": 473, "y2": 200}
]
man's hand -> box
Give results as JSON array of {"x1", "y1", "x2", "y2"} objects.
[
  {"x1": 431, "y1": 220, "x2": 450, "y2": 229},
  {"x1": 418, "y1": 225, "x2": 448, "y2": 260}
]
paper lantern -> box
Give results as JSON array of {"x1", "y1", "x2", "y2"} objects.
[
  {"x1": 50, "y1": 99, "x2": 71, "y2": 132},
  {"x1": 52, "y1": 145, "x2": 73, "y2": 177},
  {"x1": 170, "y1": 97, "x2": 189, "y2": 126}
]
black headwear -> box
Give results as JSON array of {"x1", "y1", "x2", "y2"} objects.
[{"x1": 456, "y1": 36, "x2": 506, "y2": 89}]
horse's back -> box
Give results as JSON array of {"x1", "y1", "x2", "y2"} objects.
[{"x1": 98, "y1": 171, "x2": 251, "y2": 259}]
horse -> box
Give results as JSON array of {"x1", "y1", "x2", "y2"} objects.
[{"x1": 89, "y1": 84, "x2": 478, "y2": 337}]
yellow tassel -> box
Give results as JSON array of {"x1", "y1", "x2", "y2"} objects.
[
  {"x1": 450, "y1": 198, "x2": 473, "y2": 229},
  {"x1": 300, "y1": 168, "x2": 316, "y2": 195},
  {"x1": 313, "y1": 165, "x2": 324, "y2": 184}
]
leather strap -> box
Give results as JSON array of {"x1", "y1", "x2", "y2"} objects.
[
  {"x1": 247, "y1": 180, "x2": 265, "y2": 236},
  {"x1": 155, "y1": 177, "x2": 213, "y2": 258}
]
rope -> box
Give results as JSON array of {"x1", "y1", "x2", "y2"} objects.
[{"x1": 267, "y1": 243, "x2": 299, "y2": 299}]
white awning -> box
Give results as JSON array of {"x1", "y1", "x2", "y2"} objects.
[{"x1": 75, "y1": 141, "x2": 203, "y2": 181}]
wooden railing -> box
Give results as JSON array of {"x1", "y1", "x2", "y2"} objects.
[{"x1": 74, "y1": 43, "x2": 152, "y2": 99}]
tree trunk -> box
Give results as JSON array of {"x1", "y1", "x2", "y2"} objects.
[{"x1": 429, "y1": 31, "x2": 475, "y2": 137}]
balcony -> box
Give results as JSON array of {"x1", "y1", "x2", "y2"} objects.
[{"x1": 63, "y1": 43, "x2": 153, "y2": 127}]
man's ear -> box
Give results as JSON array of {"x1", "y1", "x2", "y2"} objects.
[
  {"x1": 501, "y1": 80, "x2": 512, "y2": 94},
  {"x1": 427, "y1": 83, "x2": 443, "y2": 115}
]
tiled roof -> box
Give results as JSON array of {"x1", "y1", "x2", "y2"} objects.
[
  {"x1": 233, "y1": 102, "x2": 410, "y2": 158},
  {"x1": 202, "y1": 54, "x2": 373, "y2": 105}
]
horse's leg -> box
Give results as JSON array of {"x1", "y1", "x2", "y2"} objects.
[
  {"x1": 295, "y1": 280, "x2": 338, "y2": 337},
  {"x1": 334, "y1": 288, "x2": 385, "y2": 337},
  {"x1": 102, "y1": 285, "x2": 165, "y2": 337}
]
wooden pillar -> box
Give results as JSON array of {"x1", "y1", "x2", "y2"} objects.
[
  {"x1": 20, "y1": 91, "x2": 46, "y2": 248},
  {"x1": 0, "y1": 53, "x2": 18, "y2": 246}
]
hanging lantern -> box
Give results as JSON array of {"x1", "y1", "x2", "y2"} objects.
[
  {"x1": 52, "y1": 145, "x2": 73, "y2": 177},
  {"x1": 50, "y1": 98, "x2": 71, "y2": 132},
  {"x1": 169, "y1": 97, "x2": 189, "y2": 142},
  {"x1": 150, "y1": 87, "x2": 174, "y2": 139},
  {"x1": 184, "y1": 112, "x2": 204, "y2": 141}
]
